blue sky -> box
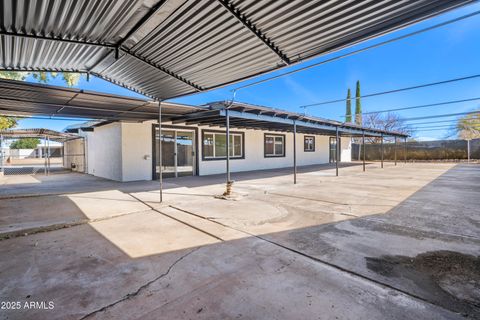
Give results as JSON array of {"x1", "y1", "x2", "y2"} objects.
[{"x1": 16, "y1": 2, "x2": 480, "y2": 141}]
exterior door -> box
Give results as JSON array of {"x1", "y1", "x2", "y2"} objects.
[
  {"x1": 175, "y1": 131, "x2": 194, "y2": 177},
  {"x1": 154, "y1": 127, "x2": 195, "y2": 179}
]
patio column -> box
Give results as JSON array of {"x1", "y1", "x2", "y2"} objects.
[
  {"x1": 0, "y1": 134, "x2": 3, "y2": 174},
  {"x1": 335, "y1": 126, "x2": 339, "y2": 176},
  {"x1": 404, "y1": 137, "x2": 407, "y2": 164},
  {"x1": 394, "y1": 136, "x2": 397, "y2": 166},
  {"x1": 44, "y1": 135, "x2": 47, "y2": 175},
  {"x1": 467, "y1": 139, "x2": 471, "y2": 163},
  {"x1": 47, "y1": 135, "x2": 51, "y2": 175},
  {"x1": 293, "y1": 120, "x2": 297, "y2": 184},
  {"x1": 158, "y1": 100, "x2": 163, "y2": 203},
  {"x1": 362, "y1": 131, "x2": 365, "y2": 172},
  {"x1": 380, "y1": 133, "x2": 384, "y2": 169},
  {"x1": 226, "y1": 108, "x2": 230, "y2": 184}
]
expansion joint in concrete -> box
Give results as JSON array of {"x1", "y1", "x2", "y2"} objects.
[{"x1": 167, "y1": 204, "x2": 464, "y2": 316}]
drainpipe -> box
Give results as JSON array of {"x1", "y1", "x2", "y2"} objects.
[
  {"x1": 380, "y1": 133, "x2": 384, "y2": 169},
  {"x1": 335, "y1": 126, "x2": 339, "y2": 176},
  {"x1": 159, "y1": 100, "x2": 163, "y2": 202},
  {"x1": 293, "y1": 120, "x2": 297, "y2": 184},
  {"x1": 362, "y1": 131, "x2": 365, "y2": 172}
]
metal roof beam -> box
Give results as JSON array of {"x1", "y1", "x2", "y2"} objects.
[
  {"x1": 216, "y1": 0, "x2": 290, "y2": 66},
  {"x1": 120, "y1": 49, "x2": 204, "y2": 92},
  {"x1": 219, "y1": 109, "x2": 396, "y2": 137},
  {"x1": 0, "y1": 31, "x2": 116, "y2": 49}
]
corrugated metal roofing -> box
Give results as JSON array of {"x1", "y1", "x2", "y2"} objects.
[
  {"x1": 0, "y1": 128, "x2": 78, "y2": 141},
  {"x1": 0, "y1": 78, "x2": 204, "y2": 121},
  {"x1": 174, "y1": 100, "x2": 409, "y2": 137},
  {"x1": 0, "y1": 0, "x2": 473, "y2": 100}
]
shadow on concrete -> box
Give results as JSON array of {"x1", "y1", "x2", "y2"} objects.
[
  {"x1": 0, "y1": 164, "x2": 478, "y2": 319},
  {"x1": 0, "y1": 162, "x2": 364, "y2": 198}
]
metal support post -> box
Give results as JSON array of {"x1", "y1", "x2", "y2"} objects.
[
  {"x1": 380, "y1": 134, "x2": 384, "y2": 169},
  {"x1": 404, "y1": 137, "x2": 407, "y2": 164},
  {"x1": 293, "y1": 121, "x2": 297, "y2": 184},
  {"x1": 394, "y1": 136, "x2": 397, "y2": 166},
  {"x1": 0, "y1": 135, "x2": 3, "y2": 174},
  {"x1": 47, "y1": 136, "x2": 51, "y2": 175},
  {"x1": 335, "y1": 127, "x2": 339, "y2": 176},
  {"x1": 159, "y1": 101, "x2": 163, "y2": 202},
  {"x1": 467, "y1": 139, "x2": 470, "y2": 163},
  {"x1": 362, "y1": 131, "x2": 366, "y2": 172},
  {"x1": 44, "y1": 135, "x2": 47, "y2": 175},
  {"x1": 226, "y1": 108, "x2": 230, "y2": 184}
]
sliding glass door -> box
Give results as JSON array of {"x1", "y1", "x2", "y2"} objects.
[{"x1": 154, "y1": 128, "x2": 195, "y2": 179}]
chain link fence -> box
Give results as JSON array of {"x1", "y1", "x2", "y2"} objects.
[
  {"x1": 0, "y1": 137, "x2": 85, "y2": 176},
  {"x1": 352, "y1": 138, "x2": 480, "y2": 161}
]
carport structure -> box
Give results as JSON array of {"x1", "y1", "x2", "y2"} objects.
[
  {"x1": 0, "y1": 0, "x2": 472, "y2": 100},
  {"x1": 173, "y1": 101, "x2": 408, "y2": 184},
  {"x1": 0, "y1": 0, "x2": 472, "y2": 199},
  {"x1": 0, "y1": 78, "x2": 408, "y2": 198},
  {"x1": 0, "y1": 128, "x2": 78, "y2": 175}
]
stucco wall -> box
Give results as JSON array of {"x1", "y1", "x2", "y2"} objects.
[
  {"x1": 82, "y1": 131, "x2": 95, "y2": 175},
  {"x1": 197, "y1": 125, "x2": 340, "y2": 176},
  {"x1": 83, "y1": 121, "x2": 353, "y2": 181},
  {"x1": 63, "y1": 138, "x2": 85, "y2": 172},
  {"x1": 340, "y1": 137, "x2": 352, "y2": 162},
  {"x1": 90, "y1": 123, "x2": 122, "y2": 181},
  {"x1": 121, "y1": 122, "x2": 153, "y2": 181}
]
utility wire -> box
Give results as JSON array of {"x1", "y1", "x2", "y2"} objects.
[
  {"x1": 300, "y1": 74, "x2": 480, "y2": 109},
  {"x1": 0, "y1": 115, "x2": 93, "y2": 121},
  {"x1": 340, "y1": 97, "x2": 480, "y2": 117},
  {"x1": 401, "y1": 110, "x2": 479, "y2": 121},
  {"x1": 414, "y1": 127, "x2": 458, "y2": 132},
  {"x1": 404, "y1": 119, "x2": 475, "y2": 125},
  {"x1": 232, "y1": 10, "x2": 480, "y2": 93},
  {"x1": 407, "y1": 124, "x2": 458, "y2": 129}
]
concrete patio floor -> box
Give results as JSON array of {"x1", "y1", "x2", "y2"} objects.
[{"x1": 0, "y1": 162, "x2": 479, "y2": 319}]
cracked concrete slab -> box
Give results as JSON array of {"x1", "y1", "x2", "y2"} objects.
[
  {"x1": 0, "y1": 190, "x2": 150, "y2": 238},
  {"x1": 0, "y1": 163, "x2": 478, "y2": 319}
]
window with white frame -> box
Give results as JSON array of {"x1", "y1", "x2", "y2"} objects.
[
  {"x1": 202, "y1": 131, "x2": 243, "y2": 160},
  {"x1": 264, "y1": 134, "x2": 285, "y2": 157},
  {"x1": 304, "y1": 136, "x2": 315, "y2": 152}
]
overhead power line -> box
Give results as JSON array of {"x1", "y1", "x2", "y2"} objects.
[
  {"x1": 300, "y1": 74, "x2": 480, "y2": 109},
  {"x1": 405, "y1": 119, "x2": 472, "y2": 125},
  {"x1": 401, "y1": 110, "x2": 480, "y2": 121},
  {"x1": 408, "y1": 124, "x2": 458, "y2": 129},
  {"x1": 415, "y1": 127, "x2": 458, "y2": 132},
  {"x1": 232, "y1": 10, "x2": 480, "y2": 93},
  {"x1": 340, "y1": 97, "x2": 480, "y2": 117}
]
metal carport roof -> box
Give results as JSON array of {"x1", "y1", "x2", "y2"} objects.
[
  {"x1": 0, "y1": 78, "x2": 204, "y2": 121},
  {"x1": 0, "y1": 0, "x2": 473, "y2": 100},
  {"x1": 172, "y1": 101, "x2": 408, "y2": 137},
  {"x1": 0, "y1": 128, "x2": 78, "y2": 142}
]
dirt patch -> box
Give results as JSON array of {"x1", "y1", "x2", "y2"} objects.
[{"x1": 366, "y1": 250, "x2": 480, "y2": 318}]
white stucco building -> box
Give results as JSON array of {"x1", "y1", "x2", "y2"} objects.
[{"x1": 63, "y1": 101, "x2": 398, "y2": 182}]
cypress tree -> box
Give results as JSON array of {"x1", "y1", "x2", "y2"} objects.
[
  {"x1": 355, "y1": 80, "x2": 362, "y2": 125},
  {"x1": 345, "y1": 88, "x2": 352, "y2": 123}
]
